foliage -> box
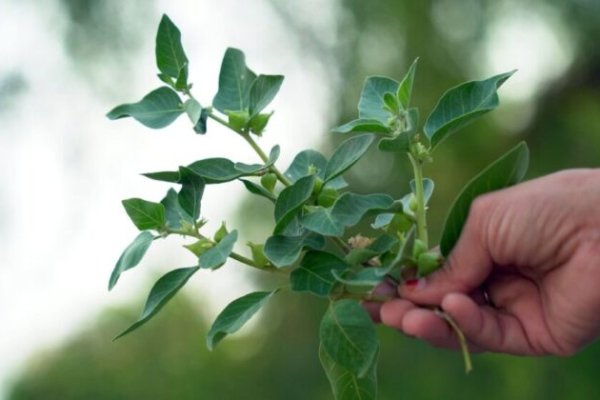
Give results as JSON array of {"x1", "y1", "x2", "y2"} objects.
[{"x1": 106, "y1": 14, "x2": 528, "y2": 399}]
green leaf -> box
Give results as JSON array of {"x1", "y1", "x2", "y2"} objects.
[
  {"x1": 157, "y1": 73, "x2": 174, "y2": 87},
  {"x1": 324, "y1": 134, "x2": 374, "y2": 182},
  {"x1": 273, "y1": 175, "x2": 315, "y2": 234},
  {"x1": 332, "y1": 193, "x2": 398, "y2": 226},
  {"x1": 290, "y1": 251, "x2": 349, "y2": 297},
  {"x1": 332, "y1": 119, "x2": 391, "y2": 135},
  {"x1": 160, "y1": 188, "x2": 194, "y2": 230},
  {"x1": 184, "y1": 239, "x2": 213, "y2": 257},
  {"x1": 320, "y1": 344, "x2": 378, "y2": 400},
  {"x1": 249, "y1": 112, "x2": 272, "y2": 135},
  {"x1": 206, "y1": 290, "x2": 276, "y2": 350},
  {"x1": 155, "y1": 14, "x2": 188, "y2": 80},
  {"x1": 320, "y1": 300, "x2": 379, "y2": 376},
  {"x1": 239, "y1": 179, "x2": 277, "y2": 202},
  {"x1": 188, "y1": 158, "x2": 248, "y2": 183},
  {"x1": 213, "y1": 48, "x2": 257, "y2": 113},
  {"x1": 285, "y1": 150, "x2": 327, "y2": 181},
  {"x1": 358, "y1": 76, "x2": 399, "y2": 124},
  {"x1": 184, "y1": 99, "x2": 208, "y2": 134},
  {"x1": 122, "y1": 198, "x2": 165, "y2": 231},
  {"x1": 409, "y1": 177, "x2": 435, "y2": 204},
  {"x1": 264, "y1": 233, "x2": 325, "y2": 268},
  {"x1": 383, "y1": 92, "x2": 399, "y2": 113},
  {"x1": 378, "y1": 108, "x2": 419, "y2": 152},
  {"x1": 199, "y1": 230, "x2": 238, "y2": 269},
  {"x1": 249, "y1": 74, "x2": 284, "y2": 117},
  {"x1": 301, "y1": 193, "x2": 397, "y2": 236},
  {"x1": 177, "y1": 167, "x2": 205, "y2": 220},
  {"x1": 440, "y1": 142, "x2": 529, "y2": 256},
  {"x1": 345, "y1": 234, "x2": 398, "y2": 266},
  {"x1": 424, "y1": 71, "x2": 515, "y2": 149},
  {"x1": 142, "y1": 170, "x2": 180, "y2": 183},
  {"x1": 375, "y1": 226, "x2": 416, "y2": 278},
  {"x1": 114, "y1": 266, "x2": 199, "y2": 339},
  {"x1": 397, "y1": 58, "x2": 418, "y2": 109},
  {"x1": 108, "y1": 231, "x2": 155, "y2": 290},
  {"x1": 106, "y1": 87, "x2": 184, "y2": 129},
  {"x1": 214, "y1": 222, "x2": 229, "y2": 242},
  {"x1": 175, "y1": 65, "x2": 188, "y2": 91},
  {"x1": 194, "y1": 108, "x2": 208, "y2": 134},
  {"x1": 284, "y1": 150, "x2": 347, "y2": 190},
  {"x1": 331, "y1": 268, "x2": 384, "y2": 289}
]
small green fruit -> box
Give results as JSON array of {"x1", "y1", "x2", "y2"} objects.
[
  {"x1": 412, "y1": 238, "x2": 427, "y2": 258},
  {"x1": 261, "y1": 173, "x2": 277, "y2": 192},
  {"x1": 249, "y1": 113, "x2": 272, "y2": 135},
  {"x1": 417, "y1": 251, "x2": 442, "y2": 276},
  {"x1": 227, "y1": 110, "x2": 249, "y2": 131},
  {"x1": 318, "y1": 187, "x2": 339, "y2": 207},
  {"x1": 389, "y1": 213, "x2": 412, "y2": 233},
  {"x1": 312, "y1": 177, "x2": 324, "y2": 195},
  {"x1": 408, "y1": 194, "x2": 418, "y2": 212}
]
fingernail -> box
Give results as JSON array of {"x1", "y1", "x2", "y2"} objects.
[{"x1": 404, "y1": 278, "x2": 426, "y2": 291}]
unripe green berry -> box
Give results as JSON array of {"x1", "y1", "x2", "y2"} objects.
[
  {"x1": 312, "y1": 177, "x2": 324, "y2": 195},
  {"x1": 260, "y1": 173, "x2": 277, "y2": 193},
  {"x1": 408, "y1": 194, "x2": 418, "y2": 212},
  {"x1": 318, "y1": 187, "x2": 339, "y2": 207},
  {"x1": 389, "y1": 213, "x2": 412, "y2": 233},
  {"x1": 412, "y1": 238, "x2": 427, "y2": 259},
  {"x1": 417, "y1": 251, "x2": 443, "y2": 276},
  {"x1": 227, "y1": 110, "x2": 249, "y2": 131},
  {"x1": 249, "y1": 113, "x2": 271, "y2": 135}
]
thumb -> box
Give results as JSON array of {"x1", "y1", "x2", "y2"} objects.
[{"x1": 398, "y1": 200, "x2": 494, "y2": 305}]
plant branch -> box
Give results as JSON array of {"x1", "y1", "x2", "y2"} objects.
[
  {"x1": 166, "y1": 228, "x2": 285, "y2": 275},
  {"x1": 240, "y1": 132, "x2": 292, "y2": 187},
  {"x1": 434, "y1": 309, "x2": 473, "y2": 374},
  {"x1": 408, "y1": 152, "x2": 428, "y2": 248}
]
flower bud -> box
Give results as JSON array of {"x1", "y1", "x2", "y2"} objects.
[
  {"x1": 184, "y1": 239, "x2": 213, "y2": 257},
  {"x1": 214, "y1": 222, "x2": 228, "y2": 242},
  {"x1": 247, "y1": 242, "x2": 270, "y2": 268}
]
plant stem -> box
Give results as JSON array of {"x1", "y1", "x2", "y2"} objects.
[
  {"x1": 240, "y1": 132, "x2": 292, "y2": 187},
  {"x1": 434, "y1": 309, "x2": 473, "y2": 374},
  {"x1": 166, "y1": 228, "x2": 285, "y2": 275},
  {"x1": 204, "y1": 110, "x2": 292, "y2": 187},
  {"x1": 207, "y1": 111, "x2": 236, "y2": 132},
  {"x1": 408, "y1": 152, "x2": 428, "y2": 248}
]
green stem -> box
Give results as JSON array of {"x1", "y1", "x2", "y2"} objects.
[
  {"x1": 408, "y1": 152, "x2": 428, "y2": 248},
  {"x1": 240, "y1": 132, "x2": 292, "y2": 187},
  {"x1": 205, "y1": 110, "x2": 291, "y2": 187},
  {"x1": 166, "y1": 228, "x2": 285, "y2": 275},
  {"x1": 435, "y1": 309, "x2": 473, "y2": 374}
]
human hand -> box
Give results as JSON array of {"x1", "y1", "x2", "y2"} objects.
[{"x1": 370, "y1": 169, "x2": 600, "y2": 356}]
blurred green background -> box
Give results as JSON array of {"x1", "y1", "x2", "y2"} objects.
[{"x1": 5, "y1": 0, "x2": 600, "y2": 399}]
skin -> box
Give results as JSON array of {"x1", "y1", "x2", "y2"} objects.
[{"x1": 366, "y1": 169, "x2": 600, "y2": 356}]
